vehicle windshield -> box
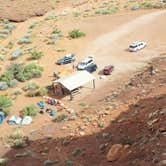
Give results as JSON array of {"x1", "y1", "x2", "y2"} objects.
[
  {"x1": 129, "y1": 45, "x2": 137, "y2": 48},
  {"x1": 79, "y1": 62, "x2": 86, "y2": 66}
]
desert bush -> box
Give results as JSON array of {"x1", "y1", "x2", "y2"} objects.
[
  {"x1": 0, "y1": 55, "x2": 4, "y2": 61},
  {"x1": 18, "y1": 33, "x2": 32, "y2": 45},
  {"x1": 18, "y1": 38, "x2": 31, "y2": 45},
  {"x1": 36, "y1": 87, "x2": 48, "y2": 96},
  {"x1": 0, "y1": 95, "x2": 12, "y2": 115},
  {"x1": 50, "y1": 28, "x2": 63, "y2": 39},
  {"x1": 0, "y1": 71, "x2": 14, "y2": 87},
  {"x1": 5, "y1": 129, "x2": 25, "y2": 148},
  {"x1": 24, "y1": 83, "x2": 47, "y2": 97},
  {"x1": 4, "y1": 23, "x2": 16, "y2": 31},
  {"x1": 0, "y1": 34, "x2": 8, "y2": 39},
  {"x1": 52, "y1": 29, "x2": 62, "y2": 35},
  {"x1": 28, "y1": 51, "x2": 43, "y2": 60},
  {"x1": 23, "y1": 81, "x2": 39, "y2": 91},
  {"x1": 12, "y1": 88, "x2": 23, "y2": 96},
  {"x1": 95, "y1": 6, "x2": 119, "y2": 14},
  {"x1": 54, "y1": 114, "x2": 68, "y2": 122},
  {"x1": 130, "y1": 5, "x2": 140, "y2": 10},
  {"x1": 0, "y1": 82, "x2": 8, "y2": 90},
  {"x1": 69, "y1": 29, "x2": 85, "y2": 39},
  {"x1": 26, "y1": 90, "x2": 38, "y2": 97},
  {"x1": 73, "y1": 12, "x2": 81, "y2": 17},
  {"x1": 11, "y1": 47, "x2": 23, "y2": 60},
  {"x1": 0, "y1": 29, "x2": 10, "y2": 35},
  {"x1": 22, "y1": 104, "x2": 38, "y2": 117},
  {"x1": 45, "y1": 13, "x2": 57, "y2": 20},
  {"x1": 7, "y1": 41, "x2": 14, "y2": 49},
  {"x1": 8, "y1": 62, "x2": 43, "y2": 82},
  {"x1": 8, "y1": 79, "x2": 18, "y2": 88},
  {"x1": 4, "y1": 62, "x2": 43, "y2": 83},
  {"x1": 29, "y1": 21, "x2": 39, "y2": 29}
]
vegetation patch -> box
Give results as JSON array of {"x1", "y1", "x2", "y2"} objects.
[
  {"x1": 54, "y1": 114, "x2": 68, "y2": 123},
  {"x1": 22, "y1": 104, "x2": 38, "y2": 117},
  {"x1": 0, "y1": 62, "x2": 43, "y2": 90},
  {"x1": 0, "y1": 95, "x2": 12, "y2": 115},
  {"x1": 23, "y1": 81, "x2": 48, "y2": 97},
  {"x1": 4, "y1": 129, "x2": 25, "y2": 148},
  {"x1": 28, "y1": 50, "x2": 43, "y2": 60},
  {"x1": 68, "y1": 29, "x2": 85, "y2": 39}
]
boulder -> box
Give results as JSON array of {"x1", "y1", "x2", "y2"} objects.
[{"x1": 107, "y1": 144, "x2": 123, "y2": 162}]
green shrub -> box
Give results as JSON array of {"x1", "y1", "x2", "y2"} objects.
[
  {"x1": 0, "y1": 71, "x2": 14, "y2": 85},
  {"x1": 7, "y1": 41, "x2": 14, "y2": 49},
  {"x1": 28, "y1": 51, "x2": 43, "y2": 60},
  {"x1": 22, "y1": 104, "x2": 38, "y2": 117},
  {"x1": 12, "y1": 88, "x2": 23, "y2": 96},
  {"x1": 5, "y1": 129, "x2": 25, "y2": 148},
  {"x1": 0, "y1": 82, "x2": 8, "y2": 90},
  {"x1": 11, "y1": 62, "x2": 43, "y2": 82},
  {"x1": 52, "y1": 29, "x2": 62, "y2": 35},
  {"x1": 23, "y1": 81, "x2": 39, "y2": 91},
  {"x1": 37, "y1": 87, "x2": 48, "y2": 96},
  {"x1": 27, "y1": 90, "x2": 38, "y2": 97},
  {"x1": 11, "y1": 47, "x2": 23, "y2": 60},
  {"x1": 0, "y1": 95, "x2": 12, "y2": 115},
  {"x1": 0, "y1": 55, "x2": 4, "y2": 61},
  {"x1": 68, "y1": 29, "x2": 85, "y2": 39},
  {"x1": 54, "y1": 114, "x2": 68, "y2": 122},
  {"x1": 8, "y1": 79, "x2": 18, "y2": 88}
]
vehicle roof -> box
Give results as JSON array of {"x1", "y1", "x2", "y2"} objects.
[
  {"x1": 81, "y1": 56, "x2": 93, "y2": 63},
  {"x1": 130, "y1": 41, "x2": 144, "y2": 46},
  {"x1": 64, "y1": 53, "x2": 74, "y2": 57}
]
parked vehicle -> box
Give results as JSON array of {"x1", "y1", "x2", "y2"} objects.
[
  {"x1": 77, "y1": 56, "x2": 94, "y2": 70},
  {"x1": 103, "y1": 65, "x2": 114, "y2": 75},
  {"x1": 56, "y1": 53, "x2": 75, "y2": 65},
  {"x1": 85, "y1": 63, "x2": 97, "y2": 73},
  {"x1": 129, "y1": 41, "x2": 147, "y2": 52}
]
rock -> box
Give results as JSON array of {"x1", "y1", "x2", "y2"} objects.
[
  {"x1": 44, "y1": 160, "x2": 59, "y2": 166},
  {"x1": 102, "y1": 132, "x2": 111, "y2": 139},
  {"x1": 147, "y1": 118, "x2": 159, "y2": 126},
  {"x1": 15, "y1": 152, "x2": 29, "y2": 158},
  {"x1": 161, "y1": 160, "x2": 166, "y2": 165},
  {"x1": 107, "y1": 144, "x2": 123, "y2": 161},
  {"x1": 35, "y1": 10, "x2": 45, "y2": 17},
  {"x1": 99, "y1": 143, "x2": 108, "y2": 152},
  {"x1": 79, "y1": 131, "x2": 85, "y2": 136}
]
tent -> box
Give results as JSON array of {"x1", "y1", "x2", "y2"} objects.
[{"x1": 52, "y1": 70, "x2": 95, "y2": 100}]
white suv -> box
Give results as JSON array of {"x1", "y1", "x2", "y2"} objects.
[
  {"x1": 77, "y1": 56, "x2": 94, "y2": 70},
  {"x1": 129, "y1": 41, "x2": 147, "y2": 52}
]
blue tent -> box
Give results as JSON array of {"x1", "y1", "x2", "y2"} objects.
[{"x1": 0, "y1": 111, "x2": 6, "y2": 124}]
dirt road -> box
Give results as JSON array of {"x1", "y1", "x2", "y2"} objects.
[{"x1": 74, "y1": 10, "x2": 166, "y2": 103}]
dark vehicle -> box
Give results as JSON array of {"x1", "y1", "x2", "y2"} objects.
[
  {"x1": 103, "y1": 65, "x2": 114, "y2": 75},
  {"x1": 85, "y1": 63, "x2": 97, "y2": 73},
  {"x1": 56, "y1": 53, "x2": 75, "y2": 65}
]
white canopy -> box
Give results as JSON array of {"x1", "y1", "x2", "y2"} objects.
[{"x1": 53, "y1": 70, "x2": 95, "y2": 91}]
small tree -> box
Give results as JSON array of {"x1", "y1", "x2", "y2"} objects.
[{"x1": 68, "y1": 29, "x2": 85, "y2": 39}]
